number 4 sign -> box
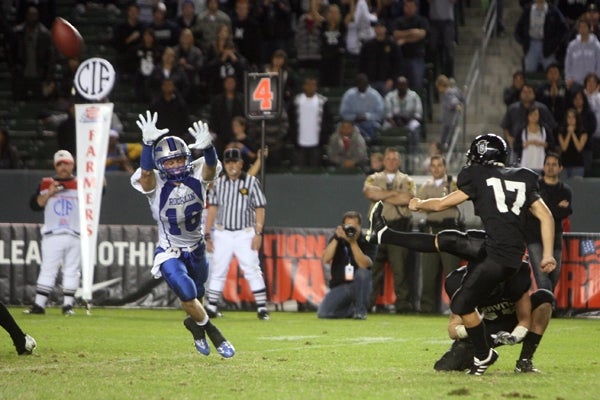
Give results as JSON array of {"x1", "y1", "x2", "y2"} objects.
[{"x1": 244, "y1": 72, "x2": 282, "y2": 120}]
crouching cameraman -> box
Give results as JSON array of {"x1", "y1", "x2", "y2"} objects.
[{"x1": 317, "y1": 211, "x2": 376, "y2": 320}]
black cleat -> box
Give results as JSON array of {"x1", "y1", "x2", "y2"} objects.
[
  {"x1": 467, "y1": 349, "x2": 499, "y2": 375},
  {"x1": 515, "y1": 358, "x2": 540, "y2": 373},
  {"x1": 184, "y1": 316, "x2": 210, "y2": 356},
  {"x1": 434, "y1": 340, "x2": 474, "y2": 371},
  {"x1": 365, "y1": 201, "x2": 387, "y2": 244},
  {"x1": 23, "y1": 304, "x2": 45, "y2": 315},
  {"x1": 206, "y1": 308, "x2": 223, "y2": 318},
  {"x1": 257, "y1": 309, "x2": 270, "y2": 320},
  {"x1": 62, "y1": 305, "x2": 75, "y2": 316}
]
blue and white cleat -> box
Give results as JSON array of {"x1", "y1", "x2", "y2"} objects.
[
  {"x1": 216, "y1": 341, "x2": 235, "y2": 358},
  {"x1": 193, "y1": 338, "x2": 211, "y2": 356}
]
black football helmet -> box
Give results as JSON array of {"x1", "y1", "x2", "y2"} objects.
[{"x1": 466, "y1": 133, "x2": 508, "y2": 166}]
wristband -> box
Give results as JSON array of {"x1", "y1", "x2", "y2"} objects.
[
  {"x1": 510, "y1": 325, "x2": 528, "y2": 343},
  {"x1": 140, "y1": 144, "x2": 155, "y2": 171},
  {"x1": 203, "y1": 145, "x2": 217, "y2": 167},
  {"x1": 455, "y1": 324, "x2": 468, "y2": 339}
]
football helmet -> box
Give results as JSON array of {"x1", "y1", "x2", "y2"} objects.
[
  {"x1": 466, "y1": 133, "x2": 507, "y2": 166},
  {"x1": 154, "y1": 136, "x2": 192, "y2": 181}
]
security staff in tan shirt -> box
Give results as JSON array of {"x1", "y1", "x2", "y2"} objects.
[
  {"x1": 364, "y1": 147, "x2": 416, "y2": 312},
  {"x1": 417, "y1": 155, "x2": 463, "y2": 313}
]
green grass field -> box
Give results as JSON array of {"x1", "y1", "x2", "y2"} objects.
[{"x1": 2, "y1": 308, "x2": 599, "y2": 400}]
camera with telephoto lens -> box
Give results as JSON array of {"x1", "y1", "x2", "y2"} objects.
[{"x1": 343, "y1": 224, "x2": 357, "y2": 238}]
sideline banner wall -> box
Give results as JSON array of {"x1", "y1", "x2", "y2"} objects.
[{"x1": 3, "y1": 224, "x2": 597, "y2": 313}]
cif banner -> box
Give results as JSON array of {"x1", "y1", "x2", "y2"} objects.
[
  {"x1": 75, "y1": 103, "x2": 113, "y2": 301},
  {"x1": 555, "y1": 233, "x2": 600, "y2": 313}
]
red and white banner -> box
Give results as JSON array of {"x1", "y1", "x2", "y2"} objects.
[{"x1": 75, "y1": 103, "x2": 113, "y2": 301}]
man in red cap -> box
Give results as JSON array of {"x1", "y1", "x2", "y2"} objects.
[{"x1": 24, "y1": 150, "x2": 81, "y2": 315}]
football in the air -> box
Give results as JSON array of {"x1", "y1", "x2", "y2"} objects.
[{"x1": 51, "y1": 17, "x2": 84, "y2": 58}]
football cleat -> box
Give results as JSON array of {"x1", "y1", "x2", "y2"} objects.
[
  {"x1": 23, "y1": 304, "x2": 45, "y2": 315},
  {"x1": 17, "y1": 334, "x2": 37, "y2": 355},
  {"x1": 205, "y1": 308, "x2": 223, "y2": 319},
  {"x1": 62, "y1": 305, "x2": 75, "y2": 316},
  {"x1": 467, "y1": 349, "x2": 499, "y2": 375},
  {"x1": 434, "y1": 340, "x2": 474, "y2": 371},
  {"x1": 365, "y1": 201, "x2": 388, "y2": 244},
  {"x1": 216, "y1": 340, "x2": 236, "y2": 358},
  {"x1": 257, "y1": 309, "x2": 270, "y2": 320},
  {"x1": 515, "y1": 358, "x2": 540, "y2": 373},
  {"x1": 184, "y1": 317, "x2": 210, "y2": 356}
]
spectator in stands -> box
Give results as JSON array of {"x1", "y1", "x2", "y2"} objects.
[
  {"x1": 583, "y1": 72, "x2": 600, "y2": 160},
  {"x1": 174, "y1": 28, "x2": 205, "y2": 104},
  {"x1": 359, "y1": 21, "x2": 400, "y2": 97},
  {"x1": 365, "y1": 150, "x2": 384, "y2": 174},
  {"x1": 15, "y1": 0, "x2": 55, "y2": 29},
  {"x1": 0, "y1": 127, "x2": 23, "y2": 169},
  {"x1": 113, "y1": 2, "x2": 145, "y2": 78},
  {"x1": 231, "y1": 0, "x2": 263, "y2": 71},
  {"x1": 176, "y1": 0, "x2": 205, "y2": 17},
  {"x1": 503, "y1": 70, "x2": 525, "y2": 108},
  {"x1": 134, "y1": 27, "x2": 164, "y2": 102},
  {"x1": 295, "y1": 1, "x2": 324, "y2": 68},
  {"x1": 326, "y1": 120, "x2": 369, "y2": 170},
  {"x1": 569, "y1": 87, "x2": 596, "y2": 174},
  {"x1": 8, "y1": 4, "x2": 55, "y2": 101},
  {"x1": 428, "y1": 0, "x2": 457, "y2": 78},
  {"x1": 262, "y1": 49, "x2": 298, "y2": 113},
  {"x1": 514, "y1": 0, "x2": 569, "y2": 74},
  {"x1": 383, "y1": 76, "x2": 423, "y2": 163},
  {"x1": 205, "y1": 38, "x2": 247, "y2": 97},
  {"x1": 513, "y1": 105, "x2": 554, "y2": 173},
  {"x1": 105, "y1": 129, "x2": 142, "y2": 173},
  {"x1": 56, "y1": 102, "x2": 77, "y2": 156},
  {"x1": 224, "y1": 116, "x2": 258, "y2": 171},
  {"x1": 209, "y1": 74, "x2": 245, "y2": 155},
  {"x1": 392, "y1": 0, "x2": 429, "y2": 90},
  {"x1": 536, "y1": 63, "x2": 568, "y2": 126},
  {"x1": 558, "y1": 108, "x2": 588, "y2": 177},
  {"x1": 248, "y1": 109, "x2": 290, "y2": 168},
  {"x1": 319, "y1": 3, "x2": 346, "y2": 87},
  {"x1": 377, "y1": 0, "x2": 402, "y2": 30},
  {"x1": 195, "y1": 0, "x2": 232, "y2": 52},
  {"x1": 501, "y1": 84, "x2": 557, "y2": 157},
  {"x1": 435, "y1": 74, "x2": 463, "y2": 150},
  {"x1": 149, "y1": 78, "x2": 193, "y2": 143},
  {"x1": 256, "y1": 0, "x2": 293, "y2": 64},
  {"x1": 345, "y1": 0, "x2": 377, "y2": 56},
  {"x1": 175, "y1": 0, "x2": 199, "y2": 30},
  {"x1": 148, "y1": 46, "x2": 190, "y2": 103},
  {"x1": 564, "y1": 17, "x2": 600, "y2": 91},
  {"x1": 587, "y1": 3, "x2": 600, "y2": 40},
  {"x1": 149, "y1": 2, "x2": 181, "y2": 47},
  {"x1": 137, "y1": 0, "x2": 157, "y2": 25},
  {"x1": 339, "y1": 73, "x2": 385, "y2": 144},
  {"x1": 289, "y1": 77, "x2": 334, "y2": 168},
  {"x1": 53, "y1": 57, "x2": 81, "y2": 112}
]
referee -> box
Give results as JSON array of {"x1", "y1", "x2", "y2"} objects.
[{"x1": 204, "y1": 148, "x2": 270, "y2": 320}]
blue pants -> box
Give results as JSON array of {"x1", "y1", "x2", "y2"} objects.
[
  {"x1": 524, "y1": 40, "x2": 557, "y2": 73},
  {"x1": 527, "y1": 242, "x2": 562, "y2": 291},
  {"x1": 159, "y1": 246, "x2": 209, "y2": 302},
  {"x1": 317, "y1": 268, "x2": 372, "y2": 318}
]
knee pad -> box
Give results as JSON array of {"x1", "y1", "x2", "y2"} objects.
[
  {"x1": 438, "y1": 230, "x2": 486, "y2": 261},
  {"x1": 531, "y1": 288, "x2": 555, "y2": 309}
]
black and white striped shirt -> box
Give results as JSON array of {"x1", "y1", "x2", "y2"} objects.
[{"x1": 208, "y1": 172, "x2": 267, "y2": 230}]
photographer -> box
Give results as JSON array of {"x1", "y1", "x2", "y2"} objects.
[{"x1": 317, "y1": 211, "x2": 376, "y2": 320}]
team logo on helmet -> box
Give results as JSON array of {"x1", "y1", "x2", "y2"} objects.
[{"x1": 476, "y1": 140, "x2": 489, "y2": 156}]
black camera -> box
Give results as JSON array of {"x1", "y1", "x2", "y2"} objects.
[{"x1": 343, "y1": 224, "x2": 357, "y2": 238}]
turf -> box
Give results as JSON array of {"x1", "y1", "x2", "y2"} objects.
[{"x1": 2, "y1": 308, "x2": 599, "y2": 400}]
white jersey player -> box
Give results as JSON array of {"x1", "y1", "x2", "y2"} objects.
[
  {"x1": 130, "y1": 111, "x2": 234, "y2": 358},
  {"x1": 25, "y1": 150, "x2": 81, "y2": 315}
]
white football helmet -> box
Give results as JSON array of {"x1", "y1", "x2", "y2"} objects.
[{"x1": 154, "y1": 136, "x2": 192, "y2": 181}]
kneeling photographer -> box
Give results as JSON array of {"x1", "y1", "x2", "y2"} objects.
[{"x1": 317, "y1": 211, "x2": 376, "y2": 320}]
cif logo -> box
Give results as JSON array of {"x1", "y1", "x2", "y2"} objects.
[
  {"x1": 74, "y1": 58, "x2": 115, "y2": 101},
  {"x1": 53, "y1": 198, "x2": 74, "y2": 217}
]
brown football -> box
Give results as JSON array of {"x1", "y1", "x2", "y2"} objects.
[{"x1": 51, "y1": 17, "x2": 84, "y2": 58}]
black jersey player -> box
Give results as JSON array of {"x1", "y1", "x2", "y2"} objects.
[{"x1": 368, "y1": 133, "x2": 556, "y2": 375}]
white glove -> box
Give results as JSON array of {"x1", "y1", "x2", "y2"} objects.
[
  {"x1": 491, "y1": 331, "x2": 518, "y2": 345},
  {"x1": 137, "y1": 110, "x2": 169, "y2": 145},
  {"x1": 188, "y1": 120, "x2": 213, "y2": 150}
]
